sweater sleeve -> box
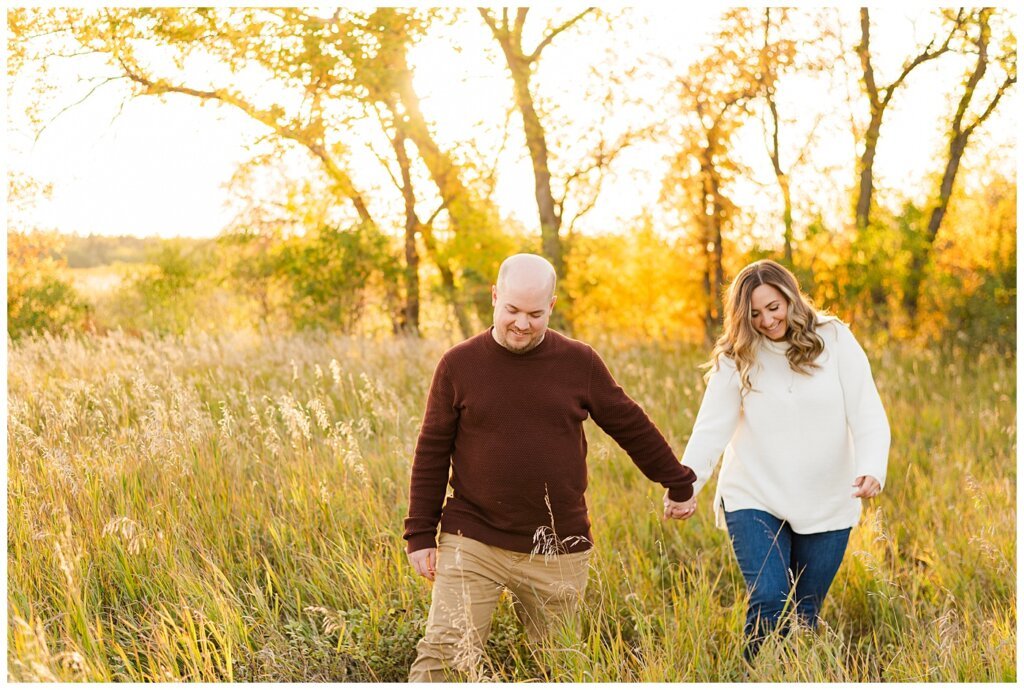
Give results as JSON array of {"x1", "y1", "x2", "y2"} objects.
[
  {"x1": 680, "y1": 356, "x2": 742, "y2": 498},
  {"x1": 403, "y1": 357, "x2": 458, "y2": 553},
  {"x1": 833, "y1": 323, "x2": 891, "y2": 488},
  {"x1": 586, "y1": 348, "x2": 696, "y2": 502}
]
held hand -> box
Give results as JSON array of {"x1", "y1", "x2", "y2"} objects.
[
  {"x1": 852, "y1": 475, "x2": 882, "y2": 499},
  {"x1": 663, "y1": 489, "x2": 697, "y2": 520},
  {"x1": 408, "y1": 547, "x2": 437, "y2": 582}
]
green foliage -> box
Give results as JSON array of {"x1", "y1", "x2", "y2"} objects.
[
  {"x1": 214, "y1": 230, "x2": 290, "y2": 328},
  {"x1": 924, "y1": 169, "x2": 1017, "y2": 347},
  {"x1": 839, "y1": 216, "x2": 899, "y2": 328},
  {"x1": 276, "y1": 223, "x2": 401, "y2": 333},
  {"x1": 447, "y1": 216, "x2": 519, "y2": 325},
  {"x1": 939, "y1": 267, "x2": 1015, "y2": 348},
  {"x1": 6, "y1": 333, "x2": 1015, "y2": 681},
  {"x1": 114, "y1": 239, "x2": 218, "y2": 335},
  {"x1": 7, "y1": 231, "x2": 88, "y2": 339}
]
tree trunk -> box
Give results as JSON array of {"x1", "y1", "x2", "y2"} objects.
[
  {"x1": 857, "y1": 108, "x2": 889, "y2": 318},
  {"x1": 506, "y1": 56, "x2": 561, "y2": 269},
  {"x1": 855, "y1": 109, "x2": 883, "y2": 233},
  {"x1": 389, "y1": 127, "x2": 420, "y2": 336},
  {"x1": 903, "y1": 132, "x2": 970, "y2": 322},
  {"x1": 700, "y1": 148, "x2": 725, "y2": 348},
  {"x1": 481, "y1": 8, "x2": 576, "y2": 332},
  {"x1": 419, "y1": 221, "x2": 473, "y2": 339},
  {"x1": 701, "y1": 227, "x2": 715, "y2": 350},
  {"x1": 781, "y1": 176, "x2": 794, "y2": 266},
  {"x1": 711, "y1": 185, "x2": 725, "y2": 338},
  {"x1": 854, "y1": 7, "x2": 962, "y2": 323},
  {"x1": 855, "y1": 10, "x2": 897, "y2": 323},
  {"x1": 505, "y1": 53, "x2": 570, "y2": 331},
  {"x1": 391, "y1": 51, "x2": 486, "y2": 242},
  {"x1": 388, "y1": 49, "x2": 498, "y2": 331},
  {"x1": 765, "y1": 98, "x2": 794, "y2": 265},
  {"x1": 904, "y1": 9, "x2": 1008, "y2": 324},
  {"x1": 759, "y1": 9, "x2": 796, "y2": 267}
]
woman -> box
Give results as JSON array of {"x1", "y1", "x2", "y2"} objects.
[{"x1": 670, "y1": 260, "x2": 890, "y2": 660}]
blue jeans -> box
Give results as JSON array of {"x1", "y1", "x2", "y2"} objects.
[{"x1": 724, "y1": 508, "x2": 850, "y2": 660}]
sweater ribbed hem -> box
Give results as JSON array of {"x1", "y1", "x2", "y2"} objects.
[{"x1": 440, "y1": 518, "x2": 594, "y2": 555}]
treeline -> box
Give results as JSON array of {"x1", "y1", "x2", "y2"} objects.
[
  {"x1": 8, "y1": 225, "x2": 419, "y2": 339},
  {"x1": 7, "y1": 7, "x2": 1017, "y2": 346},
  {"x1": 62, "y1": 234, "x2": 195, "y2": 269},
  {"x1": 8, "y1": 169, "x2": 1015, "y2": 346}
]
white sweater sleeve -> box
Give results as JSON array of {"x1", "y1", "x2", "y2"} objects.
[
  {"x1": 834, "y1": 323, "x2": 891, "y2": 487},
  {"x1": 681, "y1": 357, "x2": 742, "y2": 498}
]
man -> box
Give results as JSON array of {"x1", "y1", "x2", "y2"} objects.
[{"x1": 404, "y1": 253, "x2": 697, "y2": 681}]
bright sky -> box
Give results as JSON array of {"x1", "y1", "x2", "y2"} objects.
[{"x1": 6, "y1": 6, "x2": 1018, "y2": 240}]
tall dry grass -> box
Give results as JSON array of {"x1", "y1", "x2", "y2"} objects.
[{"x1": 6, "y1": 331, "x2": 1015, "y2": 681}]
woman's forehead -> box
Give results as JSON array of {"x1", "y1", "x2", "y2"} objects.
[{"x1": 750, "y1": 283, "x2": 784, "y2": 308}]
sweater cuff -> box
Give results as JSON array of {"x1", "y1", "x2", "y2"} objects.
[
  {"x1": 405, "y1": 532, "x2": 438, "y2": 554},
  {"x1": 667, "y1": 483, "x2": 694, "y2": 503},
  {"x1": 857, "y1": 466, "x2": 887, "y2": 491}
]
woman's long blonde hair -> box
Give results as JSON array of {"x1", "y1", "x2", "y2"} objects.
[{"x1": 706, "y1": 260, "x2": 826, "y2": 394}]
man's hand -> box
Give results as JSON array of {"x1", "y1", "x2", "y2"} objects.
[
  {"x1": 408, "y1": 547, "x2": 437, "y2": 581},
  {"x1": 852, "y1": 475, "x2": 882, "y2": 499},
  {"x1": 663, "y1": 489, "x2": 697, "y2": 520}
]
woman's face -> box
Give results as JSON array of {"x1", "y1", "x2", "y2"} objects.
[{"x1": 750, "y1": 284, "x2": 789, "y2": 341}]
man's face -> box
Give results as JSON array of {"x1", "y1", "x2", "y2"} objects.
[{"x1": 491, "y1": 279, "x2": 555, "y2": 354}]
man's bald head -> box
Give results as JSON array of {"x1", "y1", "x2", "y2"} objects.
[
  {"x1": 496, "y1": 253, "x2": 557, "y2": 299},
  {"x1": 491, "y1": 253, "x2": 558, "y2": 353}
]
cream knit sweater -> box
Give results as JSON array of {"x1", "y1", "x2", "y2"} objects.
[{"x1": 681, "y1": 318, "x2": 890, "y2": 533}]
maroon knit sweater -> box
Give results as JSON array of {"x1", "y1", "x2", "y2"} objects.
[{"x1": 403, "y1": 328, "x2": 696, "y2": 554}]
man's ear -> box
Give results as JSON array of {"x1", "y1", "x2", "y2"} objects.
[
  {"x1": 549, "y1": 294, "x2": 557, "y2": 310},
  {"x1": 491, "y1": 285, "x2": 498, "y2": 306}
]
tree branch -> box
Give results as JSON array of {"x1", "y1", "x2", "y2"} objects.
[
  {"x1": 367, "y1": 102, "x2": 403, "y2": 193},
  {"x1": 477, "y1": 8, "x2": 501, "y2": 38},
  {"x1": 114, "y1": 56, "x2": 373, "y2": 223},
  {"x1": 879, "y1": 9, "x2": 962, "y2": 107},
  {"x1": 513, "y1": 8, "x2": 528, "y2": 39},
  {"x1": 792, "y1": 110, "x2": 826, "y2": 169},
  {"x1": 34, "y1": 75, "x2": 125, "y2": 142},
  {"x1": 964, "y1": 72, "x2": 1015, "y2": 138},
  {"x1": 558, "y1": 122, "x2": 654, "y2": 224},
  {"x1": 527, "y1": 8, "x2": 595, "y2": 63},
  {"x1": 858, "y1": 8, "x2": 879, "y2": 106},
  {"x1": 422, "y1": 202, "x2": 445, "y2": 230},
  {"x1": 949, "y1": 14, "x2": 991, "y2": 136},
  {"x1": 479, "y1": 102, "x2": 517, "y2": 202},
  {"x1": 565, "y1": 166, "x2": 604, "y2": 239}
]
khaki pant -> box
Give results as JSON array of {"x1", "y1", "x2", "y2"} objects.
[{"x1": 408, "y1": 532, "x2": 592, "y2": 682}]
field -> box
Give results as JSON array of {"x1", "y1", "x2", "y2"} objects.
[{"x1": 6, "y1": 331, "x2": 1016, "y2": 681}]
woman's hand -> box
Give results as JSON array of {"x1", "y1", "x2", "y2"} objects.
[
  {"x1": 663, "y1": 489, "x2": 697, "y2": 520},
  {"x1": 852, "y1": 475, "x2": 882, "y2": 499}
]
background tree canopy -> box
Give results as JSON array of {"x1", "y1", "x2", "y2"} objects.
[{"x1": 7, "y1": 7, "x2": 1017, "y2": 346}]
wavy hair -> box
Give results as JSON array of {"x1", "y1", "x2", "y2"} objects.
[{"x1": 706, "y1": 260, "x2": 826, "y2": 395}]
